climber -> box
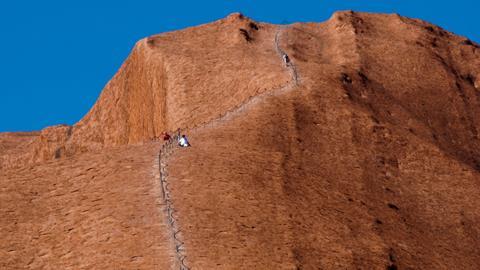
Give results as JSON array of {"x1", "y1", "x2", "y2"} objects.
[
  {"x1": 178, "y1": 134, "x2": 191, "y2": 147},
  {"x1": 162, "y1": 131, "x2": 171, "y2": 142},
  {"x1": 283, "y1": 54, "x2": 290, "y2": 66}
]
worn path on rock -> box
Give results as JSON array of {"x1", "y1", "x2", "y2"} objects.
[{"x1": 156, "y1": 25, "x2": 300, "y2": 270}]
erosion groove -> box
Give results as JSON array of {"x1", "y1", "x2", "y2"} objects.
[{"x1": 156, "y1": 25, "x2": 299, "y2": 269}]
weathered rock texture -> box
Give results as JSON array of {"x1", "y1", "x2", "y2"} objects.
[
  {"x1": 1, "y1": 11, "x2": 480, "y2": 270},
  {"x1": 1, "y1": 144, "x2": 173, "y2": 269}
]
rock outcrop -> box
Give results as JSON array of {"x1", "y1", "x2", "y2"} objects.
[{"x1": 1, "y1": 11, "x2": 480, "y2": 269}]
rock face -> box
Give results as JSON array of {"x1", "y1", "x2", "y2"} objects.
[
  {"x1": 0, "y1": 144, "x2": 173, "y2": 269},
  {"x1": 1, "y1": 11, "x2": 480, "y2": 269},
  {"x1": 1, "y1": 13, "x2": 289, "y2": 170}
]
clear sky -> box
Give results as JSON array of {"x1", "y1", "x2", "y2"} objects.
[{"x1": 1, "y1": 0, "x2": 478, "y2": 132}]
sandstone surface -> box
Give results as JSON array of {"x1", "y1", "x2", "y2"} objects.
[{"x1": 1, "y1": 11, "x2": 480, "y2": 270}]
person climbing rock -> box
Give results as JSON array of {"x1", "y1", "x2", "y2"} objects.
[
  {"x1": 162, "y1": 132, "x2": 171, "y2": 142},
  {"x1": 283, "y1": 54, "x2": 290, "y2": 66},
  {"x1": 178, "y1": 135, "x2": 191, "y2": 147}
]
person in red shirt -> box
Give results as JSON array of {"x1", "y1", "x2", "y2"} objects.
[{"x1": 162, "y1": 132, "x2": 171, "y2": 142}]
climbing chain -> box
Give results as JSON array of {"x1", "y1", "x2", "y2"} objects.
[
  {"x1": 156, "y1": 25, "x2": 297, "y2": 270},
  {"x1": 159, "y1": 134, "x2": 190, "y2": 270},
  {"x1": 185, "y1": 26, "x2": 299, "y2": 133}
]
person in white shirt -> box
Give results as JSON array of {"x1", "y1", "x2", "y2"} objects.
[
  {"x1": 283, "y1": 54, "x2": 290, "y2": 66},
  {"x1": 178, "y1": 135, "x2": 191, "y2": 147}
]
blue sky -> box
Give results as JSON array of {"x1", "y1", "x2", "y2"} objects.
[{"x1": 0, "y1": 0, "x2": 478, "y2": 132}]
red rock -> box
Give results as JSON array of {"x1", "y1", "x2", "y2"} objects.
[{"x1": 1, "y1": 12, "x2": 480, "y2": 269}]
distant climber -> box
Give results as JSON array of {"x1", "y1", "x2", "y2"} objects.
[
  {"x1": 178, "y1": 135, "x2": 191, "y2": 147},
  {"x1": 283, "y1": 54, "x2": 290, "y2": 66},
  {"x1": 162, "y1": 132, "x2": 171, "y2": 142}
]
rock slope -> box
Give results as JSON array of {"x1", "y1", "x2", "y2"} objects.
[{"x1": 1, "y1": 11, "x2": 480, "y2": 270}]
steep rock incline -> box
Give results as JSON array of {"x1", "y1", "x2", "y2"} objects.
[
  {"x1": 1, "y1": 10, "x2": 480, "y2": 270},
  {"x1": 165, "y1": 11, "x2": 480, "y2": 269},
  {"x1": 66, "y1": 13, "x2": 288, "y2": 151},
  {"x1": 339, "y1": 12, "x2": 480, "y2": 171},
  {"x1": 0, "y1": 13, "x2": 289, "y2": 169},
  {"x1": 1, "y1": 144, "x2": 175, "y2": 269}
]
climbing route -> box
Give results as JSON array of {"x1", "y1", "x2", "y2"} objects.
[
  {"x1": 275, "y1": 25, "x2": 299, "y2": 85},
  {"x1": 156, "y1": 24, "x2": 299, "y2": 270},
  {"x1": 158, "y1": 135, "x2": 188, "y2": 270},
  {"x1": 186, "y1": 26, "x2": 300, "y2": 131}
]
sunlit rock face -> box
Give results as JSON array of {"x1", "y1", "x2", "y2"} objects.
[{"x1": 1, "y1": 12, "x2": 480, "y2": 270}]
